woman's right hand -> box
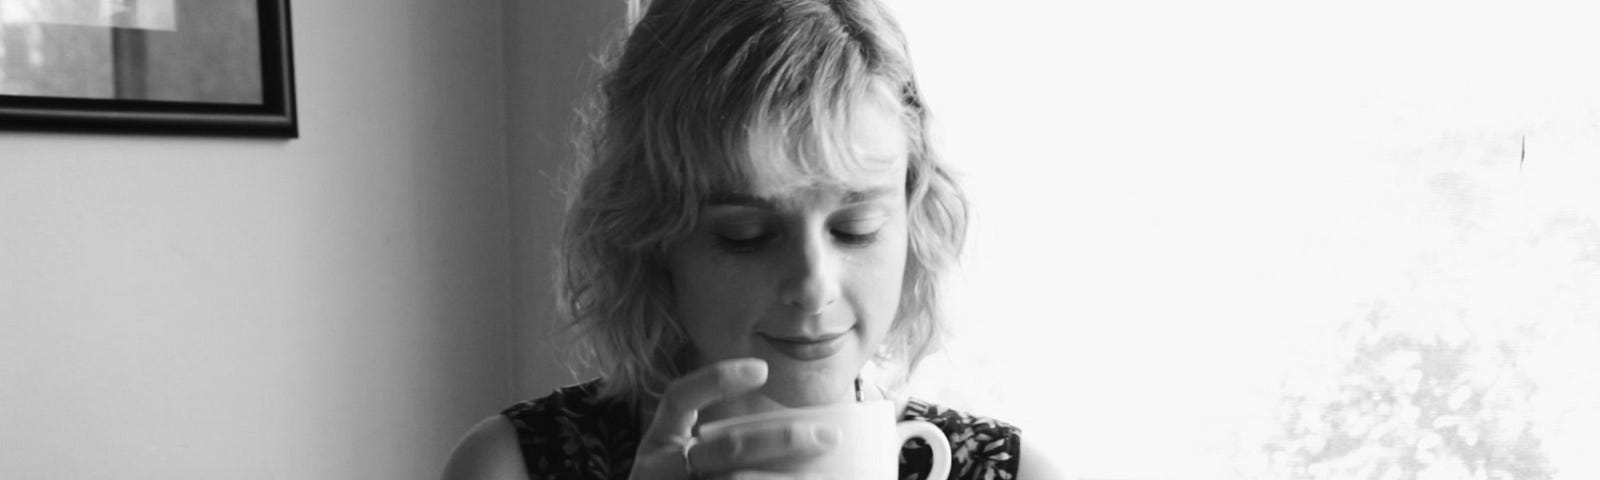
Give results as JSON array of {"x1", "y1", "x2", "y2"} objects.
[{"x1": 629, "y1": 358, "x2": 839, "y2": 480}]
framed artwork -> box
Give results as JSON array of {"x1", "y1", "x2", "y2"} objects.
[{"x1": 0, "y1": 0, "x2": 296, "y2": 137}]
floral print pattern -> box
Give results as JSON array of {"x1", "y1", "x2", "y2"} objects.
[
  {"x1": 897, "y1": 398, "x2": 1021, "y2": 480},
  {"x1": 502, "y1": 380, "x2": 1022, "y2": 479}
]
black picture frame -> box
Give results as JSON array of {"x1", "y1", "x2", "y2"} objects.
[{"x1": 0, "y1": 0, "x2": 296, "y2": 137}]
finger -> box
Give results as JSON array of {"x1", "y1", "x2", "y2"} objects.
[
  {"x1": 689, "y1": 421, "x2": 838, "y2": 473},
  {"x1": 642, "y1": 358, "x2": 768, "y2": 447}
]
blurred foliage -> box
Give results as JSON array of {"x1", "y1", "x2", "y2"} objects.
[{"x1": 1261, "y1": 311, "x2": 1553, "y2": 480}]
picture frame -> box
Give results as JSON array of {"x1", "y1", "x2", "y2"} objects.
[{"x1": 0, "y1": 0, "x2": 296, "y2": 137}]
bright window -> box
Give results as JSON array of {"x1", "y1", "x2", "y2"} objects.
[{"x1": 885, "y1": 1, "x2": 1600, "y2": 478}]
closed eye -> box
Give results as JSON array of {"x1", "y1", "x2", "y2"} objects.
[
  {"x1": 831, "y1": 217, "x2": 885, "y2": 247},
  {"x1": 715, "y1": 232, "x2": 774, "y2": 252},
  {"x1": 833, "y1": 229, "x2": 880, "y2": 246}
]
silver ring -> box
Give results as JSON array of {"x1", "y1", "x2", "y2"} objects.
[{"x1": 681, "y1": 438, "x2": 698, "y2": 478}]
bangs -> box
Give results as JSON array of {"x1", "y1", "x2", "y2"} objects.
[
  {"x1": 698, "y1": 79, "x2": 910, "y2": 197},
  {"x1": 653, "y1": 1, "x2": 915, "y2": 198},
  {"x1": 613, "y1": 0, "x2": 926, "y2": 247}
]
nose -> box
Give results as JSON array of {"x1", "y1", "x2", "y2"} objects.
[{"x1": 777, "y1": 229, "x2": 841, "y2": 315}]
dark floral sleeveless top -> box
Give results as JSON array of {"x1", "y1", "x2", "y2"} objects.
[{"x1": 501, "y1": 380, "x2": 1022, "y2": 479}]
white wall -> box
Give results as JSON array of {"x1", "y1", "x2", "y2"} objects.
[{"x1": 1, "y1": 0, "x2": 516, "y2": 478}]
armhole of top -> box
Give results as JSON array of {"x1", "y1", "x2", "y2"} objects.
[{"x1": 443, "y1": 415, "x2": 530, "y2": 480}]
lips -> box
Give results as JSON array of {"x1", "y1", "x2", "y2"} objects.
[{"x1": 758, "y1": 330, "x2": 849, "y2": 361}]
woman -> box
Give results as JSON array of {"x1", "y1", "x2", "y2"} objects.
[{"x1": 445, "y1": 0, "x2": 1057, "y2": 478}]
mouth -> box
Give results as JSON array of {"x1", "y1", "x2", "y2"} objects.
[{"x1": 757, "y1": 330, "x2": 850, "y2": 361}]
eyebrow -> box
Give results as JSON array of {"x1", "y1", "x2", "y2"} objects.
[
  {"x1": 705, "y1": 192, "x2": 779, "y2": 210},
  {"x1": 705, "y1": 186, "x2": 898, "y2": 210},
  {"x1": 841, "y1": 186, "x2": 897, "y2": 205}
]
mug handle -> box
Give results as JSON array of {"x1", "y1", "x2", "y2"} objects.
[{"x1": 896, "y1": 420, "x2": 951, "y2": 480}]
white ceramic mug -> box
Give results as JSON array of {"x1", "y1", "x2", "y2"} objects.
[{"x1": 697, "y1": 400, "x2": 951, "y2": 479}]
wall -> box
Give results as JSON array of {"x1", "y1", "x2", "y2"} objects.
[
  {"x1": 502, "y1": 0, "x2": 624, "y2": 400},
  {"x1": 1, "y1": 0, "x2": 514, "y2": 478}
]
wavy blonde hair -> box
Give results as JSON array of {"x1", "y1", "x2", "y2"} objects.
[{"x1": 559, "y1": 0, "x2": 967, "y2": 403}]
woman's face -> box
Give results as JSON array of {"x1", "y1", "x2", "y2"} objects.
[{"x1": 665, "y1": 97, "x2": 910, "y2": 413}]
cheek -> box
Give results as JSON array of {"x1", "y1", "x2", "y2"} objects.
[
  {"x1": 853, "y1": 226, "x2": 911, "y2": 333},
  {"x1": 668, "y1": 252, "x2": 766, "y2": 351}
]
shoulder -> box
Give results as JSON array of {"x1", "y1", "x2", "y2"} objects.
[
  {"x1": 442, "y1": 380, "x2": 623, "y2": 480},
  {"x1": 500, "y1": 380, "x2": 604, "y2": 430},
  {"x1": 441, "y1": 415, "x2": 528, "y2": 480},
  {"x1": 500, "y1": 380, "x2": 632, "y2": 445},
  {"x1": 492, "y1": 380, "x2": 643, "y2": 478},
  {"x1": 903, "y1": 398, "x2": 1023, "y2": 439},
  {"x1": 902, "y1": 398, "x2": 1023, "y2": 477},
  {"x1": 901, "y1": 399, "x2": 1067, "y2": 479}
]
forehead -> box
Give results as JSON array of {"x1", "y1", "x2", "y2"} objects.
[{"x1": 724, "y1": 88, "x2": 910, "y2": 199}]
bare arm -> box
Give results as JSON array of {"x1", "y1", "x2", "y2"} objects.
[
  {"x1": 440, "y1": 415, "x2": 530, "y2": 480},
  {"x1": 1016, "y1": 434, "x2": 1067, "y2": 480}
]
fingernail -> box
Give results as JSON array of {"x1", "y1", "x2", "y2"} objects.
[
  {"x1": 738, "y1": 359, "x2": 767, "y2": 379},
  {"x1": 813, "y1": 426, "x2": 839, "y2": 447}
]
